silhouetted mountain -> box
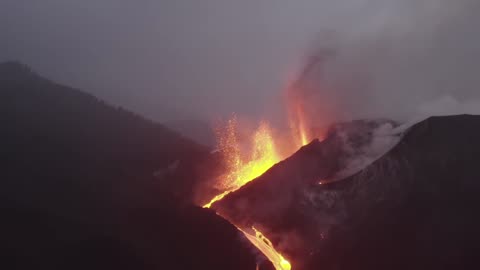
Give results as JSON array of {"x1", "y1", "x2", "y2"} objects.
[
  {"x1": 1, "y1": 61, "x2": 210, "y2": 207},
  {"x1": 214, "y1": 115, "x2": 480, "y2": 270},
  {"x1": 0, "y1": 62, "x2": 260, "y2": 270}
]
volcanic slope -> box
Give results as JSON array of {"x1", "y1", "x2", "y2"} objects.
[
  {"x1": 213, "y1": 115, "x2": 480, "y2": 270},
  {"x1": 0, "y1": 61, "x2": 261, "y2": 270}
]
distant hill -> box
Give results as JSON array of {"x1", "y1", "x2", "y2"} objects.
[{"x1": 0, "y1": 62, "x2": 259, "y2": 270}]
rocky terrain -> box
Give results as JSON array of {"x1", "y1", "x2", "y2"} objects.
[{"x1": 214, "y1": 115, "x2": 480, "y2": 270}]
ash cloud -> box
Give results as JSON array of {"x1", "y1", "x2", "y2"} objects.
[
  {"x1": 297, "y1": 0, "x2": 480, "y2": 177},
  {"x1": 2, "y1": 0, "x2": 480, "y2": 129},
  {"x1": 294, "y1": 0, "x2": 480, "y2": 128}
]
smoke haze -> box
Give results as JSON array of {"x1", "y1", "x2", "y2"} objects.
[
  {"x1": 1, "y1": 0, "x2": 480, "y2": 126},
  {"x1": 296, "y1": 0, "x2": 480, "y2": 128}
]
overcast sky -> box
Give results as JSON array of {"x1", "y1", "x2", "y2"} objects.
[
  {"x1": 0, "y1": 0, "x2": 331, "y2": 123},
  {"x1": 297, "y1": 0, "x2": 480, "y2": 126},
  {"x1": 1, "y1": 0, "x2": 480, "y2": 127}
]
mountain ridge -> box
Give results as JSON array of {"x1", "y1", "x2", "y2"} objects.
[
  {"x1": 214, "y1": 114, "x2": 480, "y2": 270},
  {"x1": 0, "y1": 61, "x2": 261, "y2": 270}
]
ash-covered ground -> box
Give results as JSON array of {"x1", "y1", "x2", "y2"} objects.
[{"x1": 214, "y1": 115, "x2": 480, "y2": 270}]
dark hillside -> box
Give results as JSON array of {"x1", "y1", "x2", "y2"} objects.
[
  {"x1": 0, "y1": 62, "x2": 209, "y2": 209},
  {"x1": 0, "y1": 62, "x2": 258, "y2": 270}
]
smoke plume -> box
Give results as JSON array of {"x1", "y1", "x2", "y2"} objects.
[{"x1": 293, "y1": 0, "x2": 480, "y2": 128}]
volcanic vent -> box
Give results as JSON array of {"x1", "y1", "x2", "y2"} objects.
[
  {"x1": 201, "y1": 115, "x2": 303, "y2": 270},
  {"x1": 207, "y1": 115, "x2": 480, "y2": 270},
  {"x1": 201, "y1": 116, "x2": 403, "y2": 269}
]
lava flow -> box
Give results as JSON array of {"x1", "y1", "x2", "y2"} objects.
[
  {"x1": 203, "y1": 89, "x2": 312, "y2": 207},
  {"x1": 202, "y1": 114, "x2": 312, "y2": 270},
  {"x1": 241, "y1": 227, "x2": 291, "y2": 270},
  {"x1": 199, "y1": 58, "x2": 320, "y2": 269}
]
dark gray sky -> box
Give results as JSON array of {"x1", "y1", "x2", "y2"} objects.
[
  {"x1": 2, "y1": 0, "x2": 480, "y2": 126},
  {"x1": 298, "y1": 0, "x2": 480, "y2": 126},
  {"x1": 0, "y1": 0, "x2": 329, "y2": 123}
]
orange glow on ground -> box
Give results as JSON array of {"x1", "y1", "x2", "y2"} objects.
[{"x1": 197, "y1": 60, "x2": 329, "y2": 269}]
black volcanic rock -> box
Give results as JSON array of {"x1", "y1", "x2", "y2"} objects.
[
  {"x1": 0, "y1": 62, "x2": 258, "y2": 270},
  {"x1": 213, "y1": 115, "x2": 480, "y2": 270},
  {"x1": 305, "y1": 114, "x2": 480, "y2": 270}
]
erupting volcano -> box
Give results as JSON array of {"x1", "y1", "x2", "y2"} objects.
[
  {"x1": 202, "y1": 95, "x2": 316, "y2": 269},
  {"x1": 202, "y1": 117, "x2": 282, "y2": 208},
  {"x1": 198, "y1": 65, "x2": 327, "y2": 268},
  {"x1": 5, "y1": 62, "x2": 480, "y2": 270},
  {"x1": 6, "y1": 1, "x2": 480, "y2": 269},
  {"x1": 203, "y1": 107, "x2": 312, "y2": 209},
  {"x1": 201, "y1": 115, "x2": 298, "y2": 269}
]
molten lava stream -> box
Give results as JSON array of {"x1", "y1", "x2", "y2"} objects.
[
  {"x1": 243, "y1": 227, "x2": 291, "y2": 270},
  {"x1": 203, "y1": 117, "x2": 293, "y2": 269}
]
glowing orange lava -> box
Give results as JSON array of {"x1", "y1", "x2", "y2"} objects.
[
  {"x1": 202, "y1": 116, "x2": 291, "y2": 269},
  {"x1": 201, "y1": 101, "x2": 315, "y2": 269},
  {"x1": 241, "y1": 227, "x2": 291, "y2": 270},
  {"x1": 203, "y1": 117, "x2": 280, "y2": 208},
  {"x1": 196, "y1": 58, "x2": 325, "y2": 270},
  {"x1": 289, "y1": 100, "x2": 310, "y2": 148}
]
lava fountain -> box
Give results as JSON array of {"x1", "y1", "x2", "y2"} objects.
[
  {"x1": 202, "y1": 114, "x2": 312, "y2": 270},
  {"x1": 203, "y1": 116, "x2": 281, "y2": 208},
  {"x1": 289, "y1": 99, "x2": 310, "y2": 148}
]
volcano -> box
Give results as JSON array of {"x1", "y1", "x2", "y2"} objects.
[
  {"x1": 212, "y1": 115, "x2": 480, "y2": 270},
  {"x1": 0, "y1": 62, "x2": 262, "y2": 270},
  {"x1": 4, "y1": 62, "x2": 480, "y2": 270}
]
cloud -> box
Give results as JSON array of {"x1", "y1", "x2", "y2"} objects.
[{"x1": 293, "y1": 0, "x2": 480, "y2": 127}]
